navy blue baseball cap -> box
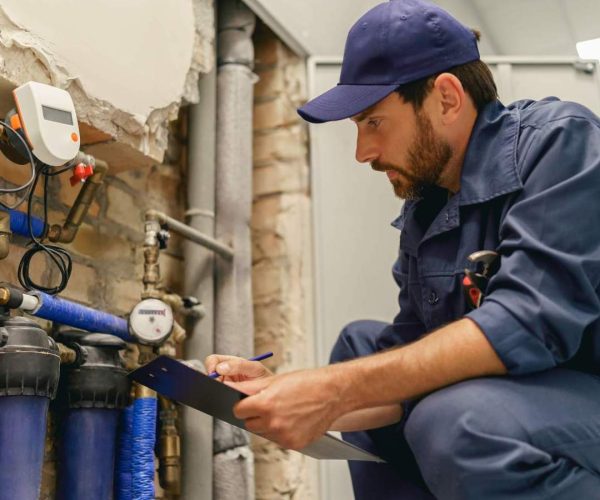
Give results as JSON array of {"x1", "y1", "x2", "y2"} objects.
[{"x1": 298, "y1": 0, "x2": 480, "y2": 123}]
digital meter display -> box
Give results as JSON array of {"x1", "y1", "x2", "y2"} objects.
[{"x1": 42, "y1": 105, "x2": 73, "y2": 125}]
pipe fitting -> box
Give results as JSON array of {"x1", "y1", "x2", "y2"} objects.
[
  {"x1": 0, "y1": 211, "x2": 10, "y2": 260},
  {"x1": 57, "y1": 342, "x2": 81, "y2": 365},
  {"x1": 143, "y1": 212, "x2": 162, "y2": 298},
  {"x1": 162, "y1": 293, "x2": 206, "y2": 320},
  {"x1": 135, "y1": 381, "x2": 156, "y2": 399},
  {"x1": 158, "y1": 396, "x2": 181, "y2": 495},
  {"x1": 48, "y1": 159, "x2": 108, "y2": 244},
  {"x1": 171, "y1": 321, "x2": 187, "y2": 344},
  {"x1": 0, "y1": 316, "x2": 60, "y2": 398},
  {"x1": 145, "y1": 209, "x2": 234, "y2": 261},
  {"x1": 0, "y1": 286, "x2": 9, "y2": 306},
  {"x1": 56, "y1": 330, "x2": 130, "y2": 409}
]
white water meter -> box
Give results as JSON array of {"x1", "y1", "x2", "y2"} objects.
[
  {"x1": 11, "y1": 81, "x2": 79, "y2": 166},
  {"x1": 129, "y1": 299, "x2": 174, "y2": 346}
]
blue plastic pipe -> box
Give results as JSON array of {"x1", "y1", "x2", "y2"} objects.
[
  {"x1": 115, "y1": 405, "x2": 134, "y2": 500},
  {"x1": 131, "y1": 397, "x2": 157, "y2": 500},
  {"x1": 31, "y1": 291, "x2": 133, "y2": 341},
  {"x1": 0, "y1": 396, "x2": 50, "y2": 500},
  {"x1": 58, "y1": 409, "x2": 120, "y2": 500},
  {"x1": 7, "y1": 209, "x2": 45, "y2": 238}
]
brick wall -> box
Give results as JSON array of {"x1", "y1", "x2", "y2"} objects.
[
  {"x1": 0, "y1": 16, "x2": 318, "y2": 500},
  {"x1": 251, "y1": 21, "x2": 318, "y2": 500},
  {"x1": 0, "y1": 118, "x2": 187, "y2": 499}
]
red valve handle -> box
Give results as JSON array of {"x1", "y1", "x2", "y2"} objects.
[{"x1": 69, "y1": 163, "x2": 94, "y2": 186}]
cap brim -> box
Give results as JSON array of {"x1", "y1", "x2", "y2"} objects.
[{"x1": 297, "y1": 84, "x2": 398, "y2": 124}]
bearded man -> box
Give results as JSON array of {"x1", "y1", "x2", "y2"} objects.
[{"x1": 206, "y1": 1, "x2": 600, "y2": 498}]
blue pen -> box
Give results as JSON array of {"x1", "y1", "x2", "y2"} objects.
[{"x1": 208, "y1": 351, "x2": 273, "y2": 379}]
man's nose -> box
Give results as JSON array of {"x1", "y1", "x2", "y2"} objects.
[{"x1": 355, "y1": 133, "x2": 378, "y2": 164}]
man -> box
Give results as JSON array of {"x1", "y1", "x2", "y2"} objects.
[{"x1": 206, "y1": 1, "x2": 600, "y2": 498}]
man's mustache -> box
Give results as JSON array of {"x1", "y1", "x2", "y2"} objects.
[
  {"x1": 371, "y1": 161, "x2": 419, "y2": 182},
  {"x1": 370, "y1": 160, "x2": 397, "y2": 173}
]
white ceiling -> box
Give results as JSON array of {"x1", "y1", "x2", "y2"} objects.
[{"x1": 247, "y1": 0, "x2": 600, "y2": 57}]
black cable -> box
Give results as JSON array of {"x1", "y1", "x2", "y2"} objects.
[
  {"x1": 44, "y1": 163, "x2": 76, "y2": 177},
  {"x1": 0, "y1": 117, "x2": 75, "y2": 294},
  {"x1": 17, "y1": 161, "x2": 73, "y2": 295},
  {"x1": 0, "y1": 119, "x2": 37, "y2": 210}
]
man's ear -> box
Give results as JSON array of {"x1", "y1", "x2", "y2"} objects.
[{"x1": 432, "y1": 73, "x2": 465, "y2": 124}]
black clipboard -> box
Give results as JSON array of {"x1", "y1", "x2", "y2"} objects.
[{"x1": 129, "y1": 355, "x2": 385, "y2": 462}]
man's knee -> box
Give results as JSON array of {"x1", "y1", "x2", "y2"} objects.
[
  {"x1": 404, "y1": 379, "x2": 521, "y2": 498},
  {"x1": 329, "y1": 319, "x2": 389, "y2": 364}
]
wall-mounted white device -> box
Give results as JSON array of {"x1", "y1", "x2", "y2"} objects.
[{"x1": 11, "y1": 81, "x2": 80, "y2": 166}]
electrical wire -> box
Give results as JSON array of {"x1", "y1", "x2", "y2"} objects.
[
  {"x1": 17, "y1": 161, "x2": 73, "y2": 295},
  {"x1": 0, "y1": 117, "x2": 75, "y2": 294},
  {"x1": 0, "y1": 119, "x2": 37, "y2": 210}
]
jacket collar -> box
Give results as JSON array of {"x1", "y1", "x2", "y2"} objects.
[{"x1": 458, "y1": 100, "x2": 523, "y2": 206}]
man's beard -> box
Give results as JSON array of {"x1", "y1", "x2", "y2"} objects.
[{"x1": 372, "y1": 112, "x2": 453, "y2": 200}]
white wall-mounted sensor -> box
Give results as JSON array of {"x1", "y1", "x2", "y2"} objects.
[{"x1": 12, "y1": 81, "x2": 80, "y2": 166}]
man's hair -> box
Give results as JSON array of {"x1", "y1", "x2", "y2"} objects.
[{"x1": 395, "y1": 30, "x2": 497, "y2": 110}]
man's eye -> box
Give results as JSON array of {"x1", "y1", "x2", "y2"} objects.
[{"x1": 367, "y1": 119, "x2": 381, "y2": 128}]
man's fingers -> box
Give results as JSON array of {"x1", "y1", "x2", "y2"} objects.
[
  {"x1": 204, "y1": 355, "x2": 273, "y2": 379},
  {"x1": 204, "y1": 354, "x2": 242, "y2": 375},
  {"x1": 225, "y1": 377, "x2": 271, "y2": 397},
  {"x1": 217, "y1": 358, "x2": 271, "y2": 378}
]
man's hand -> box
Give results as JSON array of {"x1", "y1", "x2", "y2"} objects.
[
  {"x1": 204, "y1": 354, "x2": 273, "y2": 384},
  {"x1": 227, "y1": 366, "x2": 346, "y2": 450},
  {"x1": 203, "y1": 319, "x2": 506, "y2": 450}
]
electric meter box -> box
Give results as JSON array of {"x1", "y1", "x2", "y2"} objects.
[{"x1": 13, "y1": 81, "x2": 80, "y2": 166}]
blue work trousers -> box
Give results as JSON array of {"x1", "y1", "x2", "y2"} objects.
[{"x1": 330, "y1": 320, "x2": 600, "y2": 500}]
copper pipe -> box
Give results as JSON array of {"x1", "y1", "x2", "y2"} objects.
[
  {"x1": 47, "y1": 160, "x2": 108, "y2": 243},
  {"x1": 158, "y1": 396, "x2": 181, "y2": 495},
  {"x1": 0, "y1": 210, "x2": 10, "y2": 260},
  {"x1": 142, "y1": 213, "x2": 162, "y2": 300}
]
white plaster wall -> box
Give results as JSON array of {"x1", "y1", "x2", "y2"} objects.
[
  {"x1": 0, "y1": 0, "x2": 195, "y2": 118},
  {"x1": 0, "y1": 0, "x2": 214, "y2": 167}
]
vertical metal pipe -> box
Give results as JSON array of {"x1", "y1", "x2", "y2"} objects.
[
  {"x1": 214, "y1": 1, "x2": 256, "y2": 498},
  {"x1": 181, "y1": 3, "x2": 217, "y2": 499}
]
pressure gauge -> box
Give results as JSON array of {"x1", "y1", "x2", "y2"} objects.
[
  {"x1": 12, "y1": 81, "x2": 80, "y2": 166},
  {"x1": 129, "y1": 299, "x2": 174, "y2": 346}
]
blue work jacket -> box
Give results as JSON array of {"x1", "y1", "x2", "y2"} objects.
[{"x1": 385, "y1": 98, "x2": 600, "y2": 376}]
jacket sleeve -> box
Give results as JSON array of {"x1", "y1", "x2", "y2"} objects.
[{"x1": 467, "y1": 116, "x2": 600, "y2": 374}]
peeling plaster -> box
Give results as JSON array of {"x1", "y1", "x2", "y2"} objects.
[{"x1": 0, "y1": 0, "x2": 215, "y2": 165}]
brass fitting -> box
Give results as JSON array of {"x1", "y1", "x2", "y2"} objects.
[
  {"x1": 0, "y1": 286, "x2": 9, "y2": 306},
  {"x1": 137, "y1": 344, "x2": 157, "y2": 367},
  {"x1": 171, "y1": 321, "x2": 186, "y2": 344},
  {"x1": 57, "y1": 343, "x2": 78, "y2": 365},
  {"x1": 142, "y1": 212, "x2": 162, "y2": 299},
  {"x1": 48, "y1": 159, "x2": 108, "y2": 243},
  {"x1": 158, "y1": 396, "x2": 181, "y2": 495},
  {"x1": 162, "y1": 293, "x2": 205, "y2": 320},
  {"x1": 0, "y1": 210, "x2": 10, "y2": 260},
  {"x1": 134, "y1": 381, "x2": 156, "y2": 399}
]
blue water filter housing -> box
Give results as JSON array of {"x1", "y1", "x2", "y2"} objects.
[
  {"x1": 56, "y1": 331, "x2": 131, "y2": 500},
  {"x1": 0, "y1": 315, "x2": 60, "y2": 500}
]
